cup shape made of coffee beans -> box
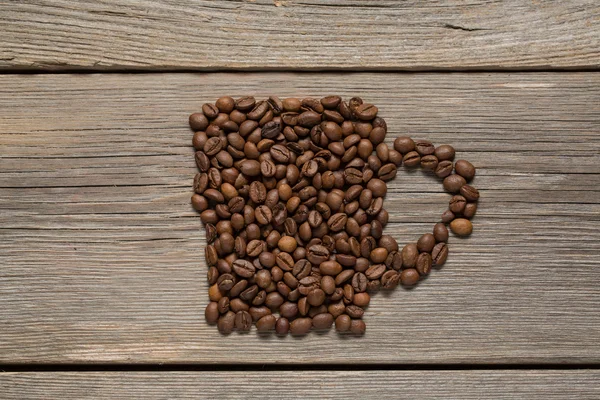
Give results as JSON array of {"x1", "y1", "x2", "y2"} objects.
[{"x1": 191, "y1": 96, "x2": 480, "y2": 336}]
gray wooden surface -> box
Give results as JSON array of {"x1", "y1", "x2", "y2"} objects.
[
  {"x1": 1, "y1": 0, "x2": 599, "y2": 71},
  {"x1": 1, "y1": 371, "x2": 600, "y2": 399},
  {"x1": 1, "y1": 72, "x2": 599, "y2": 364}
]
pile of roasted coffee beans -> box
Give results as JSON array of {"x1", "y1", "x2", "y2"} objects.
[{"x1": 190, "y1": 96, "x2": 479, "y2": 335}]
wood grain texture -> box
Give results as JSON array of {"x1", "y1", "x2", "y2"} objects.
[
  {"x1": 1, "y1": 72, "x2": 599, "y2": 364},
  {"x1": 1, "y1": 0, "x2": 599, "y2": 71},
  {"x1": 2, "y1": 371, "x2": 600, "y2": 399}
]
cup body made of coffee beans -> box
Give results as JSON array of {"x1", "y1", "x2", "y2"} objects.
[{"x1": 190, "y1": 96, "x2": 479, "y2": 335}]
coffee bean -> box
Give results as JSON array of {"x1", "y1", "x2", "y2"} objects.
[
  {"x1": 435, "y1": 144, "x2": 455, "y2": 161},
  {"x1": 435, "y1": 160, "x2": 453, "y2": 178},
  {"x1": 190, "y1": 113, "x2": 209, "y2": 131},
  {"x1": 256, "y1": 314, "x2": 276, "y2": 332},
  {"x1": 335, "y1": 269, "x2": 355, "y2": 286},
  {"x1": 433, "y1": 223, "x2": 449, "y2": 242},
  {"x1": 232, "y1": 259, "x2": 255, "y2": 278},
  {"x1": 246, "y1": 240, "x2": 264, "y2": 257},
  {"x1": 307, "y1": 288, "x2": 326, "y2": 307},
  {"x1": 378, "y1": 163, "x2": 397, "y2": 181},
  {"x1": 463, "y1": 202, "x2": 478, "y2": 219},
  {"x1": 432, "y1": 242, "x2": 449, "y2": 267},
  {"x1": 403, "y1": 151, "x2": 421, "y2": 167},
  {"x1": 460, "y1": 184, "x2": 480, "y2": 201},
  {"x1": 335, "y1": 314, "x2": 351, "y2": 332},
  {"x1": 401, "y1": 243, "x2": 419, "y2": 268},
  {"x1": 217, "y1": 311, "x2": 236, "y2": 334},
  {"x1": 381, "y1": 270, "x2": 400, "y2": 289},
  {"x1": 239, "y1": 160, "x2": 261, "y2": 176},
  {"x1": 352, "y1": 272, "x2": 368, "y2": 292},
  {"x1": 455, "y1": 159, "x2": 476, "y2": 181},
  {"x1": 298, "y1": 111, "x2": 322, "y2": 127},
  {"x1": 290, "y1": 317, "x2": 313, "y2": 335},
  {"x1": 365, "y1": 264, "x2": 386, "y2": 280},
  {"x1": 416, "y1": 253, "x2": 432, "y2": 276},
  {"x1": 203, "y1": 137, "x2": 222, "y2": 156},
  {"x1": 307, "y1": 244, "x2": 329, "y2": 265},
  {"x1": 235, "y1": 310, "x2": 252, "y2": 332},
  {"x1": 275, "y1": 317, "x2": 290, "y2": 334},
  {"x1": 205, "y1": 302, "x2": 219, "y2": 324},
  {"x1": 417, "y1": 233, "x2": 436, "y2": 253},
  {"x1": 400, "y1": 269, "x2": 420, "y2": 286},
  {"x1": 346, "y1": 305, "x2": 364, "y2": 319},
  {"x1": 415, "y1": 140, "x2": 435, "y2": 156},
  {"x1": 354, "y1": 103, "x2": 378, "y2": 120},
  {"x1": 441, "y1": 209, "x2": 456, "y2": 223},
  {"x1": 443, "y1": 174, "x2": 467, "y2": 193},
  {"x1": 450, "y1": 218, "x2": 473, "y2": 236},
  {"x1": 449, "y1": 195, "x2": 467, "y2": 214},
  {"x1": 393, "y1": 136, "x2": 415, "y2": 154},
  {"x1": 421, "y1": 155, "x2": 439, "y2": 170}
]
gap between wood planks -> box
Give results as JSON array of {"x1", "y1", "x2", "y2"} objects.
[
  {"x1": 0, "y1": 67, "x2": 599, "y2": 74},
  {"x1": 2, "y1": 363, "x2": 600, "y2": 372}
]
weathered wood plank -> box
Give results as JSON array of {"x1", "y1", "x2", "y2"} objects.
[
  {"x1": 1, "y1": 371, "x2": 600, "y2": 399},
  {"x1": 1, "y1": 1, "x2": 599, "y2": 71},
  {"x1": 0, "y1": 73, "x2": 599, "y2": 364}
]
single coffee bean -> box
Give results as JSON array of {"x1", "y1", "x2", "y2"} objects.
[
  {"x1": 365, "y1": 264, "x2": 386, "y2": 280},
  {"x1": 232, "y1": 259, "x2": 256, "y2": 278},
  {"x1": 435, "y1": 144, "x2": 455, "y2": 161},
  {"x1": 400, "y1": 269, "x2": 420, "y2": 286},
  {"x1": 460, "y1": 184, "x2": 480, "y2": 201},
  {"x1": 205, "y1": 302, "x2": 219, "y2": 324},
  {"x1": 403, "y1": 151, "x2": 421, "y2": 167},
  {"x1": 449, "y1": 195, "x2": 467, "y2": 214},
  {"x1": 450, "y1": 218, "x2": 473, "y2": 236},
  {"x1": 282, "y1": 97, "x2": 301, "y2": 112},
  {"x1": 378, "y1": 163, "x2": 397, "y2": 181},
  {"x1": 441, "y1": 209, "x2": 456, "y2": 223},
  {"x1": 455, "y1": 159, "x2": 476, "y2": 181},
  {"x1": 290, "y1": 317, "x2": 313, "y2": 335},
  {"x1": 246, "y1": 240, "x2": 264, "y2": 257},
  {"x1": 381, "y1": 270, "x2": 400, "y2": 289},
  {"x1": 312, "y1": 313, "x2": 334, "y2": 330},
  {"x1": 335, "y1": 269, "x2": 355, "y2": 286},
  {"x1": 335, "y1": 314, "x2": 351, "y2": 332},
  {"x1": 275, "y1": 317, "x2": 290, "y2": 335},
  {"x1": 435, "y1": 160, "x2": 453, "y2": 178},
  {"x1": 414, "y1": 140, "x2": 435, "y2": 156},
  {"x1": 235, "y1": 310, "x2": 252, "y2": 332},
  {"x1": 202, "y1": 103, "x2": 219, "y2": 119},
  {"x1": 350, "y1": 319, "x2": 366, "y2": 335},
  {"x1": 320, "y1": 260, "x2": 343, "y2": 276},
  {"x1": 433, "y1": 223, "x2": 449, "y2": 242},
  {"x1": 443, "y1": 174, "x2": 467, "y2": 193},
  {"x1": 256, "y1": 314, "x2": 277, "y2": 332},
  {"x1": 432, "y1": 242, "x2": 449, "y2": 267},
  {"x1": 421, "y1": 155, "x2": 439, "y2": 170},
  {"x1": 463, "y1": 202, "x2": 478, "y2": 219},
  {"x1": 401, "y1": 243, "x2": 419, "y2": 268},
  {"x1": 354, "y1": 103, "x2": 378, "y2": 120},
  {"x1": 353, "y1": 292, "x2": 370, "y2": 308},
  {"x1": 417, "y1": 233, "x2": 436, "y2": 253},
  {"x1": 190, "y1": 113, "x2": 209, "y2": 131},
  {"x1": 346, "y1": 305, "x2": 364, "y2": 319},
  {"x1": 393, "y1": 136, "x2": 415, "y2": 154},
  {"x1": 217, "y1": 311, "x2": 236, "y2": 334},
  {"x1": 352, "y1": 272, "x2": 368, "y2": 293},
  {"x1": 416, "y1": 253, "x2": 432, "y2": 276},
  {"x1": 307, "y1": 289, "x2": 326, "y2": 307}
]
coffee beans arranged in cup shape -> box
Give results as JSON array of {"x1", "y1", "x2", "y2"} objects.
[{"x1": 190, "y1": 96, "x2": 480, "y2": 336}]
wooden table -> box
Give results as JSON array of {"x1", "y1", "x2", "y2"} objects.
[{"x1": 1, "y1": 1, "x2": 599, "y2": 398}]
